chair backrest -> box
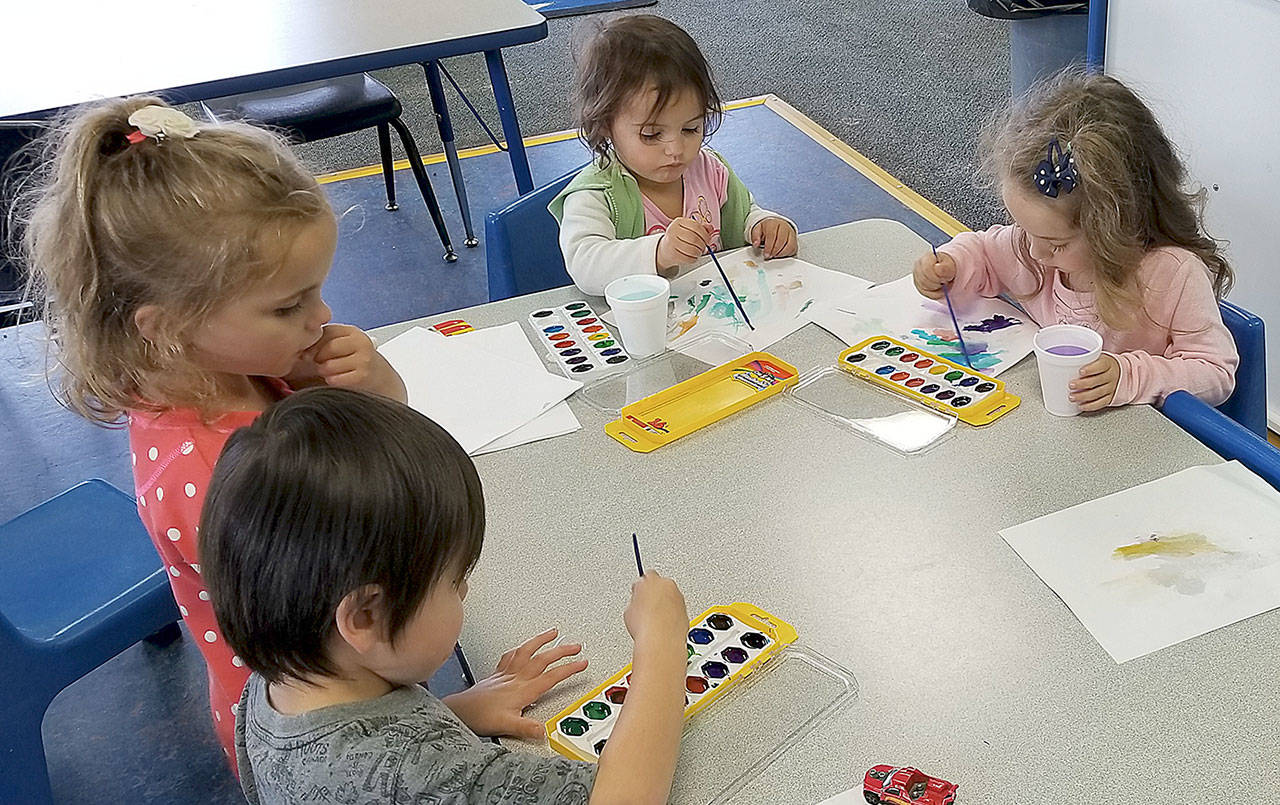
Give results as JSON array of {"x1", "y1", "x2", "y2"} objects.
[
  {"x1": 1161, "y1": 390, "x2": 1280, "y2": 490},
  {"x1": 1216, "y1": 300, "x2": 1267, "y2": 436},
  {"x1": 484, "y1": 168, "x2": 581, "y2": 301}
]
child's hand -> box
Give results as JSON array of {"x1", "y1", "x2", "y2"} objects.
[
  {"x1": 1070, "y1": 354, "x2": 1120, "y2": 411},
  {"x1": 624, "y1": 572, "x2": 688, "y2": 658},
  {"x1": 442, "y1": 628, "x2": 587, "y2": 740},
  {"x1": 913, "y1": 250, "x2": 956, "y2": 300},
  {"x1": 750, "y1": 217, "x2": 798, "y2": 259},
  {"x1": 294, "y1": 324, "x2": 407, "y2": 403},
  {"x1": 656, "y1": 217, "x2": 714, "y2": 270}
]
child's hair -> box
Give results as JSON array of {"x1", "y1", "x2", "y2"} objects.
[
  {"x1": 982, "y1": 69, "x2": 1233, "y2": 330},
  {"x1": 14, "y1": 95, "x2": 331, "y2": 424},
  {"x1": 573, "y1": 14, "x2": 722, "y2": 165},
  {"x1": 199, "y1": 387, "x2": 485, "y2": 685}
]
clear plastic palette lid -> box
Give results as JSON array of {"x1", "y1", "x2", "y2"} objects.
[
  {"x1": 576, "y1": 332, "x2": 754, "y2": 415},
  {"x1": 681, "y1": 643, "x2": 859, "y2": 805},
  {"x1": 786, "y1": 366, "x2": 957, "y2": 455}
]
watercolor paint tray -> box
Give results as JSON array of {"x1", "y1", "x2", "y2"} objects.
[
  {"x1": 528, "y1": 301, "x2": 632, "y2": 380},
  {"x1": 544, "y1": 604, "x2": 858, "y2": 804},
  {"x1": 787, "y1": 366, "x2": 957, "y2": 455},
  {"x1": 604, "y1": 351, "x2": 799, "y2": 453},
  {"x1": 577, "y1": 332, "x2": 753, "y2": 415},
  {"x1": 840, "y1": 335, "x2": 1020, "y2": 426}
]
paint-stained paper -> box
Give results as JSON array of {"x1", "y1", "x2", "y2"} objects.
[
  {"x1": 664, "y1": 252, "x2": 873, "y2": 363},
  {"x1": 999, "y1": 461, "x2": 1280, "y2": 663},
  {"x1": 809, "y1": 274, "x2": 1036, "y2": 376}
]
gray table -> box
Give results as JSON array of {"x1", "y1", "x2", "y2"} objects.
[
  {"x1": 2, "y1": 0, "x2": 546, "y2": 192},
  {"x1": 374, "y1": 220, "x2": 1278, "y2": 803}
]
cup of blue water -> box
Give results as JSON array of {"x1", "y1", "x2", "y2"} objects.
[
  {"x1": 1033, "y1": 323, "x2": 1104, "y2": 416},
  {"x1": 604, "y1": 274, "x2": 670, "y2": 358}
]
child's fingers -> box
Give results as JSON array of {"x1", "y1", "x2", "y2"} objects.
[
  {"x1": 508, "y1": 627, "x2": 559, "y2": 669},
  {"x1": 1070, "y1": 384, "x2": 1112, "y2": 404},
  {"x1": 531, "y1": 642, "x2": 583, "y2": 672},
  {"x1": 530, "y1": 657, "x2": 589, "y2": 698}
]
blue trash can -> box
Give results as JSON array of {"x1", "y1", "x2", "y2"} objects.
[{"x1": 969, "y1": 1, "x2": 1090, "y2": 99}]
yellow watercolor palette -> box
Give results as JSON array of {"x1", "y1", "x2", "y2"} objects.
[
  {"x1": 546, "y1": 603, "x2": 798, "y2": 763},
  {"x1": 839, "y1": 335, "x2": 1019, "y2": 426},
  {"x1": 604, "y1": 352, "x2": 798, "y2": 452}
]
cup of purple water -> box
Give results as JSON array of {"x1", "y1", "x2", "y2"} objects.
[{"x1": 1033, "y1": 324, "x2": 1104, "y2": 416}]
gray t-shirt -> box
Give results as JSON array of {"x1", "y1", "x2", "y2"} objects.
[{"x1": 236, "y1": 674, "x2": 597, "y2": 804}]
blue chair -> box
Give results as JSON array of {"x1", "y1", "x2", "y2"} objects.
[
  {"x1": 0, "y1": 480, "x2": 180, "y2": 804},
  {"x1": 1216, "y1": 300, "x2": 1267, "y2": 437},
  {"x1": 1161, "y1": 390, "x2": 1280, "y2": 490},
  {"x1": 485, "y1": 168, "x2": 580, "y2": 301}
]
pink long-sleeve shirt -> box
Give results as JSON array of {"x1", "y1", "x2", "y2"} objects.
[{"x1": 939, "y1": 225, "x2": 1237, "y2": 407}]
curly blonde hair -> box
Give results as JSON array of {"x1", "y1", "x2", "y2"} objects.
[
  {"x1": 14, "y1": 95, "x2": 331, "y2": 424},
  {"x1": 982, "y1": 70, "x2": 1232, "y2": 331}
]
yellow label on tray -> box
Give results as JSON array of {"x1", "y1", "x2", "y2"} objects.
[{"x1": 605, "y1": 352, "x2": 799, "y2": 452}]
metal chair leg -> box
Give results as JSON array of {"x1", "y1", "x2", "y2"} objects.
[
  {"x1": 423, "y1": 60, "x2": 478, "y2": 247},
  {"x1": 388, "y1": 116, "x2": 457, "y2": 263},
  {"x1": 376, "y1": 122, "x2": 398, "y2": 211}
]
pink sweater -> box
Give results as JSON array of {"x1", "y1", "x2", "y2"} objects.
[{"x1": 939, "y1": 225, "x2": 1238, "y2": 407}]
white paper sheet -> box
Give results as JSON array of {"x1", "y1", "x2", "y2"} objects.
[
  {"x1": 661, "y1": 251, "x2": 872, "y2": 363},
  {"x1": 449, "y1": 323, "x2": 581, "y2": 454},
  {"x1": 999, "y1": 461, "x2": 1280, "y2": 663},
  {"x1": 809, "y1": 274, "x2": 1036, "y2": 376},
  {"x1": 378, "y1": 326, "x2": 581, "y2": 455}
]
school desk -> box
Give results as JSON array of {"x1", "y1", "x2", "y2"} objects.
[
  {"x1": 371, "y1": 219, "x2": 1277, "y2": 804},
  {"x1": 0, "y1": 0, "x2": 546, "y2": 193}
]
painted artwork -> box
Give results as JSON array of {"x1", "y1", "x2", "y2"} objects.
[
  {"x1": 999, "y1": 461, "x2": 1280, "y2": 663},
  {"x1": 808, "y1": 275, "x2": 1037, "y2": 376},
  {"x1": 665, "y1": 251, "x2": 872, "y2": 363}
]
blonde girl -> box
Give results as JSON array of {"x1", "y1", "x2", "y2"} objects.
[
  {"x1": 19, "y1": 97, "x2": 405, "y2": 765},
  {"x1": 914, "y1": 71, "x2": 1237, "y2": 411}
]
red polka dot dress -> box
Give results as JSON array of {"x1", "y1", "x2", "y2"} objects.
[{"x1": 127, "y1": 386, "x2": 287, "y2": 769}]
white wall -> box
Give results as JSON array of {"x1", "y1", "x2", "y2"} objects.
[{"x1": 1106, "y1": 0, "x2": 1280, "y2": 425}]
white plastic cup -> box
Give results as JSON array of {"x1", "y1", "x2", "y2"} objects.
[
  {"x1": 604, "y1": 274, "x2": 670, "y2": 358},
  {"x1": 1033, "y1": 324, "x2": 1104, "y2": 417}
]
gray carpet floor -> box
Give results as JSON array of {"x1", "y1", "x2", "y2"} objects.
[{"x1": 292, "y1": 0, "x2": 1012, "y2": 230}]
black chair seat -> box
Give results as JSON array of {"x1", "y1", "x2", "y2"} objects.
[{"x1": 204, "y1": 73, "x2": 401, "y2": 143}]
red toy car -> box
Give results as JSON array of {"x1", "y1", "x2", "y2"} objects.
[{"x1": 863, "y1": 765, "x2": 957, "y2": 805}]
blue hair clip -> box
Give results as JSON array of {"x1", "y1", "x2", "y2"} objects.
[{"x1": 1033, "y1": 138, "x2": 1077, "y2": 198}]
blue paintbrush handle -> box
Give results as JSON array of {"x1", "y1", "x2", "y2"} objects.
[{"x1": 707, "y1": 247, "x2": 754, "y2": 331}]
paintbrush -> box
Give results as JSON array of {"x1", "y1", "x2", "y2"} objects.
[
  {"x1": 632, "y1": 532, "x2": 644, "y2": 577},
  {"x1": 707, "y1": 247, "x2": 754, "y2": 331},
  {"x1": 933, "y1": 243, "x2": 974, "y2": 369}
]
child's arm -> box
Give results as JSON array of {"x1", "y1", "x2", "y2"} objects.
[
  {"x1": 589, "y1": 572, "x2": 688, "y2": 805},
  {"x1": 559, "y1": 190, "x2": 679, "y2": 296},
  {"x1": 919, "y1": 225, "x2": 1042, "y2": 300},
  {"x1": 285, "y1": 324, "x2": 407, "y2": 403},
  {"x1": 1107, "y1": 254, "x2": 1239, "y2": 407}
]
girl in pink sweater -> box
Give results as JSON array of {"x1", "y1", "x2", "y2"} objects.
[{"x1": 914, "y1": 71, "x2": 1237, "y2": 411}]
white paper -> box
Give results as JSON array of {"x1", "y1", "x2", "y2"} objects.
[
  {"x1": 999, "y1": 461, "x2": 1280, "y2": 663},
  {"x1": 814, "y1": 787, "x2": 866, "y2": 805},
  {"x1": 378, "y1": 326, "x2": 581, "y2": 455},
  {"x1": 810, "y1": 275, "x2": 1036, "y2": 376},
  {"x1": 664, "y1": 251, "x2": 873, "y2": 362},
  {"x1": 449, "y1": 324, "x2": 581, "y2": 454}
]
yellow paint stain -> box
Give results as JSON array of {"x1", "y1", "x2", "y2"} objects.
[
  {"x1": 1112, "y1": 532, "x2": 1224, "y2": 560},
  {"x1": 672, "y1": 316, "x2": 699, "y2": 338}
]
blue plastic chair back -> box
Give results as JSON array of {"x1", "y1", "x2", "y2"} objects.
[
  {"x1": 1216, "y1": 300, "x2": 1267, "y2": 436},
  {"x1": 1161, "y1": 390, "x2": 1280, "y2": 491},
  {"x1": 485, "y1": 169, "x2": 580, "y2": 301},
  {"x1": 0, "y1": 480, "x2": 179, "y2": 804}
]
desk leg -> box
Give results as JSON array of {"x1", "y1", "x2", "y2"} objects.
[
  {"x1": 423, "y1": 60, "x2": 478, "y2": 247},
  {"x1": 485, "y1": 49, "x2": 534, "y2": 195}
]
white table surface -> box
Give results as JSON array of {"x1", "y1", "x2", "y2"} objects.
[
  {"x1": 2, "y1": 0, "x2": 545, "y2": 116},
  {"x1": 372, "y1": 219, "x2": 1280, "y2": 804}
]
